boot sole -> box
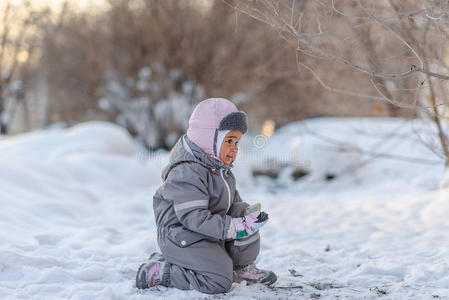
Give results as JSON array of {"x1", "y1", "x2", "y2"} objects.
[
  {"x1": 261, "y1": 272, "x2": 277, "y2": 286},
  {"x1": 234, "y1": 271, "x2": 278, "y2": 286}
]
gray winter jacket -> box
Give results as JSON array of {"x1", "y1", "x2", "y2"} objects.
[{"x1": 153, "y1": 135, "x2": 250, "y2": 248}]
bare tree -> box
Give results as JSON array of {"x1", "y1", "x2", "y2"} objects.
[{"x1": 226, "y1": 0, "x2": 449, "y2": 165}]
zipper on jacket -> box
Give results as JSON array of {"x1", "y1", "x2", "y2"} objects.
[{"x1": 220, "y1": 169, "x2": 231, "y2": 213}]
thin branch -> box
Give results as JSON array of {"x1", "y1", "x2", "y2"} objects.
[
  {"x1": 232, "y1": 1, "x2": 416, "y2": 79},
  {"x1": 303, "y1": 121, "x2": 443, "y2": 165},
  {"x1": 229, "y1": 1, "x2": 449, "y2": 83},
  {"x1": 299, "y1": 61, "x2": 386, "y2": 101},
  {"x1": 357, "y1": 1, "x2": 424, "y2": 68},
  {"x1": 323, "y1": 146, "x2": 442, "y2": 165},
  {"x1": 413, "y1": 65, "x2": 449, "y2": 80}
]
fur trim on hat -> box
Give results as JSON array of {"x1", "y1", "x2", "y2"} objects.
[{"x1": 218, "y1": 112, "x2": 248, "y2": 134}]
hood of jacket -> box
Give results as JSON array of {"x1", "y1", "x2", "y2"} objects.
[{"x1": 186, "y1": 98, "x2": 247, "y2": 160}]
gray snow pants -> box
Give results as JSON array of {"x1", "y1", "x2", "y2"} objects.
[{"x1": 157, "y1": 228, "x2": 260, "y2": 294}]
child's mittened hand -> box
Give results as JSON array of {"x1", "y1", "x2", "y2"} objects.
[
  {"x1": 245, "y1": 211, "x2": 269, "y2": 234},
  {"x1": 226, "y1": 211, "x2": 269, "y2": 240}
]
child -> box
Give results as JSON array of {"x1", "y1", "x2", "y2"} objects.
[{"x1": 136, "y1": 98, "x2": 276, "y2": 294}]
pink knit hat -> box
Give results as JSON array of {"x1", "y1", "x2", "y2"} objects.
[{"x1": 186, "y1": 98, "x2": 247, "y2": 159}]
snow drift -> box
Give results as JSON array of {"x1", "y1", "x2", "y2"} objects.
[{"x1": 1, "y1": 118, "x2": 448, "y2": 299}]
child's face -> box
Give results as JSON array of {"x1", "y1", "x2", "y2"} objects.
[{"x1": 219, "y1": 130, "x2": 242, "y2": 165}]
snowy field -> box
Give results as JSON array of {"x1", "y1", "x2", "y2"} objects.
[{"x1": 1, "y1": 118, "x2": 449, "y2": 299}]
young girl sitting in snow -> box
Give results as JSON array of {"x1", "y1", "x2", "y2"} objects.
[{"x1": 136, "y1": 98, "x2": 277, "y2": 294}]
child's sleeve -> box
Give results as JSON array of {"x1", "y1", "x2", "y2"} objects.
[
  {"x1": 161, "y1": 166, "x2": 231, "y2": 241},
  {"x1": 227, "y1": 189, "x2": 250, "y2": 218}
]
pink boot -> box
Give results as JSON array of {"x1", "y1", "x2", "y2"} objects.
[
  {"x1": 136, "y1": 252, "x2": 165, "y2": 289},
  {"x1": 233, "y1": 263, "x2": 277, "y2": 286}
]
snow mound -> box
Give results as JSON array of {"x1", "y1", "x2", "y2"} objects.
[
  {"x1": 0, "y1": 121, "x2": 134, "y2": 159},
  {"x1": 1, "y1": 118, "x2": 449, "y2": 299},
  {"x1": 237, "y1": 118, "x2": 445, "y2": 191}
]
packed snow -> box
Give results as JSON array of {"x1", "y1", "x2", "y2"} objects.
[{"x1": 1, "y1": 118, "x2": 449, "y2": 299}]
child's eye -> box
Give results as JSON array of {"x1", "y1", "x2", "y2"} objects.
[
  {"x1": 226, "y1": 139, "x2": 232, "y2": 144},
  {"x1": 235, "y1": 141, "x2": 239, "y2": 146}
]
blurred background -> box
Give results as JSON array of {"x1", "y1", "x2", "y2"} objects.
[{"x1": 2, "y1": 0, "x2": 427, "y2": 151}]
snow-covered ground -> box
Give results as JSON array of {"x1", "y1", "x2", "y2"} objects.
[{"x1": 1, "y1": 118, "x2": 449, "y2": 299}]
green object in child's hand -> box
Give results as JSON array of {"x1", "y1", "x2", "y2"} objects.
[
  {"x1": 244, "y1": 203, "x2": 261, "y2": 216},
  {"x1": 235, "y1": 230, "x2": 248, "y2": 239},
  {"x1": 234, "y1": 203, "x2": 265, "y2": 239}
]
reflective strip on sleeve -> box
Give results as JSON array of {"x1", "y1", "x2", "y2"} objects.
[
  {"x1": 174, "y1": 199, "x2": 209, "y2": 213},
  {"x1": 234, "y1": 231, "x2": 260, "y2": 246}
]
